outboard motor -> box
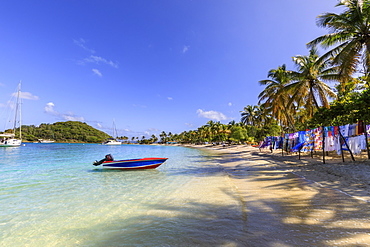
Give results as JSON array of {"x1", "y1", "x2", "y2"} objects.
[
  {"x1": 105, "y1": 154, "x2": 114, "y2": 161},
  {"x1": 93, "y1": 154, "x2": 114, "y2": 166}
]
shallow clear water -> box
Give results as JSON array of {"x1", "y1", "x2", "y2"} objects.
[{"x1": 0, "y1": 144, "x2": 244, "y2": 246}]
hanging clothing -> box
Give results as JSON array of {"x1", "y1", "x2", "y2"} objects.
[
  {"x1": 340, "y1": 124, "x2": 349, "y2": 137},
  {"x1": 301, "y1": 130, "x2": 314, "y2": 153},
  {"x1": 313, "y1": 127, "x2": 323, "y2": 151},
  {"x1": 335, "y1": 136, "x2": 342, "y2": 155},
  {"x1": 348, "y1": 124, "x2": 357, "y2": 137},
  {"x1": 347, "y1": 135, "x2": 365, "y2": 155},
  {"x1": 324, "y1": 135, "x2": 335, "y2": 152}
]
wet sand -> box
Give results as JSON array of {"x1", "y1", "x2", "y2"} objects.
[{"x1": 183, "y1": 144, "x2": 370, "y2": 246}]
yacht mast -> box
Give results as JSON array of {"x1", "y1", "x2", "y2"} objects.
[
  {"x1": 19, "y1": 82, "x2": 22, "y2": 139},
  {"x1": 13, "y1": 82, "x2": 21, "y2": 138}
]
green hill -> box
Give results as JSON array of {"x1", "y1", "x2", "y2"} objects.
[{"x1": 18, "y1": 121, "x2": 111, "y2": 143}]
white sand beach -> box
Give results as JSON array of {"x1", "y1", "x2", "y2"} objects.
[
  {"x1": 181, "y1": 144, "x2": 370, "y2": 245},
  {"x1": 186, "y1": 144, "x2": 370, "y2": 202}
]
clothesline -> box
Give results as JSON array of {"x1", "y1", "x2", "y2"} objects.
[{"x1": 260, "y1": 122, "x2": 370, "y2": 159}]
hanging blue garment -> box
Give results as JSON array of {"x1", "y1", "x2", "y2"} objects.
[
  {"x1": 298, "y1": 131, "x2": 306, "y2": 143},
  {"x1": 301, "y1": 130, "x2": 314, "y2": 152},
  {"x1": 291, "y1": 142, "x2": 304, "y2": 152}
]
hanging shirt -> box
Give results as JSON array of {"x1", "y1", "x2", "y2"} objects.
[
  {"x1": 324, "y1": 136, "x2": 335, "y2": 152},
  {"x1": 348, "y1": 124, "x2": 357, "y2": 137},
  {"x1": 340, "y1": 124, "x2": 349, "y2": 137}
]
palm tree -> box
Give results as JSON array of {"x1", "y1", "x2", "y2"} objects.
[
  {"x1": 159, "y1": 131, "x2": 167, "y2": 143},
  {"x1": 258, "y1": 64, "x2": 296, "y2": 132},
  {"x1": 307, "y1": 0, "x2": 370, "y2": 85},
  {"x1": 240, "y1": 105, "x2": 258, "y2": 126},
  {"x1": 151, "y1": 134, "x2": 158, "y2": 143},
  {"x1": 288, "y1": 47, "x2": 338, "y2": 117}
]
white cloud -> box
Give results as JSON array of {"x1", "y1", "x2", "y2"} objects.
[
  {"x1": 92, "y1": 69, "x2": 102, "y2": 77},
  {"x1": 228, "y1": 102, "x2": 232, "y2": 106},
  {"x1": 12, "y1": 91, "x2": 39, "y2": 100},
  {"x1": 183, "y1": 45, "x2": 190, "y2": 53},
  {"x1": 18, "y1": 91, "x2": 39, "y2": 100},
  {"x1": 132, "y1": 104, "x2": 147, "y2": 108},
  {"x1": 44, "y1": 102, "x2": 84, "y2": 121},
  {"x1": 196, "y1": 109, "x2": 227, "y2": 121},
  {"x1": 63, "y1": 114, "x2": 84, "y2": 121},
  {"x1": 167, "y1": 97, "x2": 173, "y2": 100},
  {"x1": 84, "y1": 55, "x2": 119, "y2": 68},
  {"x1": 185, "y1": 123, "x2": 194, "y2": 128},
  {"x1": 74, "y1": 38, "x2": 95, "y2": 53},
  {"x1": 45, "y1": 102, "x2": 57, "y2": 114}
]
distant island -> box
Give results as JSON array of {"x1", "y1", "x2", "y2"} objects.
[{"x1": 1, "y1": 121, "x2": 111, "y2": 143}]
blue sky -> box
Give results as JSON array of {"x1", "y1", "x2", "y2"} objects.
[{"x1": 0, "y1": 0, "x2": 339, "y2": 138}]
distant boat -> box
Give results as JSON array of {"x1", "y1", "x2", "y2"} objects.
[
  {"x1": 0, "y1": 82, "x2": 22, "y2": 147},
  {"x1": 37, "y1": 139, "x2": 55, "y2": 143},
  {"x1": 0, "y1": 133, "x2": 22, "y2": 147},
  {"x1": 93, "y1": 154, "x2": 168, "y2": 170},
  {"x1": 102, "y1": 119, "x2": 122, "y2": 145},
  {"x1": 102, "y1": 138, "x2": 121, "y2": 145}
]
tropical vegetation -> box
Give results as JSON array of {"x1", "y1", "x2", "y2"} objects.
[
  {"x1": 1, "y1": 121, "x2": 111, "y2": 143},
  {"x1": 177, "y1": 1, "x2": 370, "y2": 145},
  {"x1": 254, "y1": 0, "x2": 370, "y2": 137},
  {"x1": 2, "y1": 1, "x2": 369, "y2": 146}
]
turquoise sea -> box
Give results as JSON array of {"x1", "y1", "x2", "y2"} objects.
[{"x1": 0, "y1": 144, "x2": 245, "y2": 246}]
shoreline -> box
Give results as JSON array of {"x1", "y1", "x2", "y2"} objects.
[
  {"x1": 180, "y1": 144, "x2": 370, "y2": 244},
  {"x1": 181, "y1": 143, "x2": 370, "y2": 203}
]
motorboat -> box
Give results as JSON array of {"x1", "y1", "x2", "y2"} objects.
[{"x1": 93, "y1": 154, "x2": 168, "y2": 170}]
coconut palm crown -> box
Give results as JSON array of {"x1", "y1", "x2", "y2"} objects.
[
  {"x1": 307, "y1": 0, "x2": 370, "y2": 83},
  {"x1": 288, "y1": 48, "x2": 338, "y2": 116}
]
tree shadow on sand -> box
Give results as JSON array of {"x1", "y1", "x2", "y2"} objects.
[
  {"x1": 79, "y1": 148, "x2": 370, "y2": 246},
  {"x1": 80, "y1": 184, "x2": 370, "y2": 246}
]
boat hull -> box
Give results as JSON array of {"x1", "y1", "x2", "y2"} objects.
[
  {"x1": 102, "y1": 140, "x2": 122, "y2": 145},
  {"x1": 0, "y1": 139, "x2": 22, "y2": 147},
  {"x1": 102, "y1": 157, "x2": 168, "y2": 170}
]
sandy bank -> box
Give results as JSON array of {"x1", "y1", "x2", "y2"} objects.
[
  {"x1": 182, "y1": 144, "x2": 370, "y2": 202},
  {"x1": 177, "y1": 144, "x2": 370, "y2": 245}
]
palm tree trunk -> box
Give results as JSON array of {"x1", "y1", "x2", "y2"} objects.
[
  {"x1": 281, "y1": 103, "x2": 296, "y2": 132},
  {"x1": 310, "y1": 81, "x2": 320, "y2": 109}
]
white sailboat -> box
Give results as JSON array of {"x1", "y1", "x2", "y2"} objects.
[
  {"x1": 0, "y1": 82, "x2": 22, "y2": 147},
  {"x1": 102, "y1": 120, "x2": 122, "y2": 145}
]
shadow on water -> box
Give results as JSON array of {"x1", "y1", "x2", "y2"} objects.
[{"x1": 82, "y1": 201, "x2": 250, "y2": 247}]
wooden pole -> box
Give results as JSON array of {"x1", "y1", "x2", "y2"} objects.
[
  {"x1": 311, "y1": 130, "x2": 314, "y2": 158},
  {"x1": 363, "y1": 121, "x2": 370, "y2": 160},
  {"x1": 281, "y1": 135, "x2": 284, "y2": 156},
  {"x1": 322, "y1": 126, "x2": 326, "y2": 164},
  {"x1": 338, "y1": 126, "x2": 355, "y2": 162}
]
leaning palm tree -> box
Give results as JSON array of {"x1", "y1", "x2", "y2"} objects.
[
  {"x1": 258, "y1": 64, "x2": 297, "y2": 132},
  {"x1": 307, "y1": 0, "x2": 370, "y2": 84},
  {"x1": 287, "y1": 47, "x2": 338, "y2": 117}
]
